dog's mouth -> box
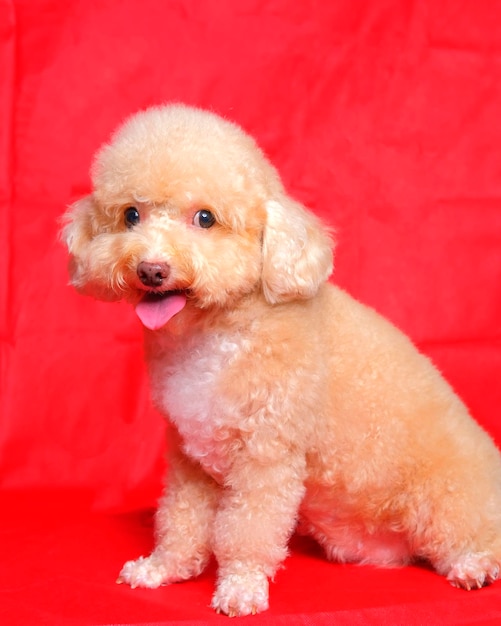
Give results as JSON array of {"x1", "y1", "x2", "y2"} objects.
[{"x1": 135, "y1": 290, "x2": 187, "y2": 330}]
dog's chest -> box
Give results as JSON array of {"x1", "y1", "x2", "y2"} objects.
[{"x1": 149, "y1": 330, "x2": 245, "y2": 478}]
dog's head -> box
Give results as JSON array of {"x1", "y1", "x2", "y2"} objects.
[{"x1": 62, "y1": 105, "x2": 333, "y2": 329}]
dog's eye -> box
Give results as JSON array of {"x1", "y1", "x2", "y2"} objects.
[
  {"x1": 124, "y1": 206, "x2": 140, "y2": 228},
  {"x1": 193, "y1": 209, "x2": 216, "y2": 229}
]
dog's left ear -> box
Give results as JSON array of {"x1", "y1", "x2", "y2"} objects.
[{"x1": 261, "y1": 196, "x2": 334, "y2": 304}]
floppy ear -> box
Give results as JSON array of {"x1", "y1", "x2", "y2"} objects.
[
  {"x1": 261, "y1": 196, "x2": 334, "y2": 304},
  {"x1": 61, "y1": 195, "x2": 121, "y2": 301},
  {"x1": 60, "y1": 194, "x2": 115, "y2": 299},
  {"x1": 61, "y1": 195, "x2": 95, "y2": 255}
]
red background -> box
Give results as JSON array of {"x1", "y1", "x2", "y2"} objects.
[{"x1": 1, "y1": 1, "x2": 501, "y2": 623}]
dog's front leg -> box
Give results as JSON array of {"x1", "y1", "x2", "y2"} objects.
[
  {"x1": 118, "y1": 440, "x2": 219, "y2": 588},
  {"x1": 211, "y1": 456, "x2": 306, "y2": 616}
]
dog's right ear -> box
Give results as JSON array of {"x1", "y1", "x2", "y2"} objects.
[
  {"x1": 61, "y1": 195, "x2": 95, "y2": 252},
  {"x1": 60, "y1": 195, "x2": 122, "y2": 301},
  {"x1": 60, "y1": 195, "x2": 96, "y2": 291}
]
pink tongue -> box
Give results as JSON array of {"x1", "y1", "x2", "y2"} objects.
[{"x1": 135, "y1": 292, "x2": 187, "y2": 330}]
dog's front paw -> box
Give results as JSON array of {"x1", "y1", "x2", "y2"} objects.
[
  {"x1": 447, "y1": 553, "x2": 500, "y2": 590},
  {"x1": 211, "y1": 569, "x2": 269, "y2": 617},
  {"x1": 117, "y1": 552, "x2": 170, "y2": 589}
]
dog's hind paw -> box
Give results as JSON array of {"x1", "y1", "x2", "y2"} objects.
[
  {"x1": 447, "y1": 553, "x2": 500, "y2": 590},
  {"x1": 117, "y1": 553, "x2": 169, "y2": 589},
  {"x1": 211, "y1": 569, "x2": 269, "y2": 616}
]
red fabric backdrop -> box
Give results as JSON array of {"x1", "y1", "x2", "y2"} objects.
[{"x1": 1, "y1": 1, "x2": 501, "y2": 623}]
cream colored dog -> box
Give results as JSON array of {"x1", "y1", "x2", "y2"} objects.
[{"x1": 63, "y1": 104, "x2": 501, "y2": 616}]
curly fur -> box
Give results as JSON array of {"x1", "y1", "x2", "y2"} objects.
[{"x1": 63, "y1": 104, "x2": 501, "y2": 616}]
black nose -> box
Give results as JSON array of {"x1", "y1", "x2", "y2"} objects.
[{"x1": 137, "y1": 261, "x2": 170, "y2": 288}]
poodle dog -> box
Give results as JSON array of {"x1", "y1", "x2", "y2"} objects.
[{"x1": 63, "y1": 104, "x2": 501, "y2": 616}]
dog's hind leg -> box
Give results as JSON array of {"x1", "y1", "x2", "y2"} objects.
[{"x1": 406, "y1": 462, "x2": 501, "y2": 590}]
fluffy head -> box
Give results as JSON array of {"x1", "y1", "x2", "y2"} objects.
[{"x1": 62, "y1": 104, "x2": 334, "y2": 323}]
